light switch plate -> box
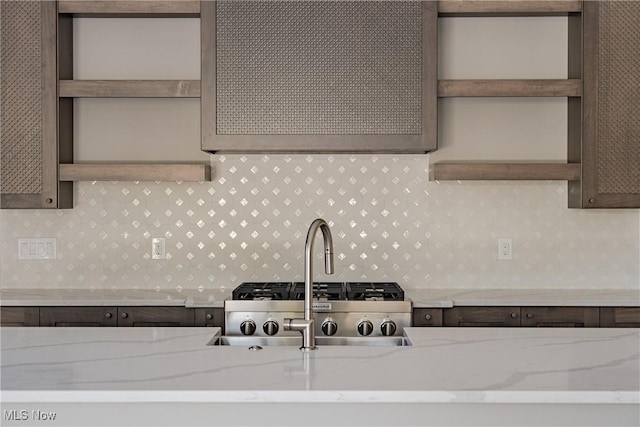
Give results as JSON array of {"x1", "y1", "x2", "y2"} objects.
[{"x1": 18, "y1": 238, "x2": 56, "y2": 260}]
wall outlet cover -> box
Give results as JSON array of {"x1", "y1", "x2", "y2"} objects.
[
  {"x1": 152, "y1": 237, "x2": 166, "y2": 260},
  {"x1": 498, "y1": 238, "x2": 512, "y2": 260}
]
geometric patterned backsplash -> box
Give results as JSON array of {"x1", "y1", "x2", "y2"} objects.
[{"x1": 1, "y1": 155, "x2": 639, "y2": 292}]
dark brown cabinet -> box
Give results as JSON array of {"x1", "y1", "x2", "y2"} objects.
[
  {"x1": 569, "y1": 1, "x2": 640, "y2": 208},
  {"x1": 600, "y1": 308, "x2": 640, "y2": 328},
  {"x1": 520, "y1": 307, "x2": 599, "y2": 327},
  {"x1": 194, "y1": 308, "x2": 224, "y2": 332},
  {"x1": 0, "y1": 307, "x2": 39, "y2": 326},
  {"x1": 412, "y1": 308, "x2": 443, "y2": 327},
  {"x1": 0, "y1": 1, "x2": 72, "y2": 209},
  {"x1": 3, "y1": 304, "x2": 635, "y2": 329},
  {"x1": 117, "y1": 307, "x2": 194, "y2": 327},
  {"x1": 38, "y1": 306, "x2": 195, "y2": 327},
  {"x1": 40, "y1": 307, "x2": 117, "y2": 327},
  {"x1": 443, "y1": 307, "x2": 521, "y2": 327}
]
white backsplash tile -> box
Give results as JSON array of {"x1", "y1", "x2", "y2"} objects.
[{"x1": 1, "y1": 155, "x2": 639, "y2": 291}]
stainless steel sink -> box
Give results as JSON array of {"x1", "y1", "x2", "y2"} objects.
[{"x1": 211, "y1": 335, "x2": 408, "y2": 347}]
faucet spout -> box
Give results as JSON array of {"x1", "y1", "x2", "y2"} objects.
[{"x1": 285, "y1": 218, "x2": 334, "y2": 350}]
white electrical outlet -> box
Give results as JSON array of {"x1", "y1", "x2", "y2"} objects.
[
  {"x1": 18, "y1": 238, "x2": 56, "y2": 260},
  {"x1": 498, "y1": 239, "x2": 512, "y2": 260},
  {"x1": 152, "y1": 238, "x2": 166, "y2": 260}
]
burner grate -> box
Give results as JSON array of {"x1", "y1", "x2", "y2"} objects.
[
  {"x1": 346, "y1": 282, "x2": 404, "y2": 301},
  {"x1": 290, "y1": 282, "x2": 347, "y2": 301},
  {"x1": 233, "y1": 281, "x2": 405, "y2": 301},
  {"x1": 232, "y1": 282, "x2": 292, "y2": 300}
]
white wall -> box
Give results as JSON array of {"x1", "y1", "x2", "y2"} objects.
[{"x1": 1, "y1": 16, "x2": 638, "y2": 292}]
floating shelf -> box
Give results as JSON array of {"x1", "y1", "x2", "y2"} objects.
[
  {"x1": 58, "y1": 1, "x2": 200, "y2": 17},
  {"x1": 438, "y1": 1, "x2": 582, "y2": 16},
  {"x1": 432, "y1": 163, "x2": 581, "y2": 181},
  {"x1": 59, "y1": 80, "x2": 200, "y2": 98},
  {"x1": 59, "y1": 163, "x2": 212, "y2": 182},
  {"x1": 438, "y1": 79, "x2": 582, "y2": 98}
]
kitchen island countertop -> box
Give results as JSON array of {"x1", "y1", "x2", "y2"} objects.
[{"x1": 1, "y1": 326, "x2": 638, "y2": 426}]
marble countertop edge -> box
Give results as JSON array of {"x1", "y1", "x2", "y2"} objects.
[{"x1": 3, "y1": 390, "x2": 638, "y2": 404}]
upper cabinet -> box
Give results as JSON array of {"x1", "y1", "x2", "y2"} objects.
[
  {"x1": 0, "y1": 1, "x2": 72, "y2": 208},
  {"x1": 201, "y1": 1, "x2": 437, "y2": 153},
  {"x1": 570, "y1": 0, "x2": 640, "y2": 208}
]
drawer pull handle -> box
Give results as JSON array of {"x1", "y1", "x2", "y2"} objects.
[
  {"x1": 510, "y1": 312, "x2": 518, "y2": 319},
  {"x1": 105, "y1": 312, "x2": 113, "y2": 319},
  {"x1": 206, "y1": 313, "x2": 213, "y2": 320},
  {"x1": 424, "y1": 314, "x2": 432, "y2": 321},
  {"x1": 527, "y1": 313, "x2": 534, "y2": 319},
  {"x1": 121, "y1": 312, "x2": 129, "y2": 319}
]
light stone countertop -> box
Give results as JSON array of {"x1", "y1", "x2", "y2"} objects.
[
  {"x1": 1, "y1": 288, "x2": 638, "y2": 308},
  {"x1": 1, "y1": 327, "x2": 638, "y2": 426},
  {"x1": 405, "y1": 288, "x2": 640, "y2": 308},
  {"x1": 0, "y1": 288, "x2": 226, "y2": 308}
]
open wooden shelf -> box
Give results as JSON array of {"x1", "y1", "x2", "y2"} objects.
[
  {"x1": 438, "y1": 1, "x2": 582, "y2": 16},
  {"x1": 59, "y1": 163, "x2": 211, "y2": 182},
  {"x1": 59, "y1": 80, "x2": 200, "y2": 98},
  {"x1": 432, "y1": 163, "x2": 581, "y2": 181},
  {"x1": 438, "y1": 79, "x2": 581, "y2": 97},
  {"x1": 58, "y1": 1, "x2": 200, "y2": 17},
  {"x1": 433, "y1": 2, "x2": 588, "y2": 188}
]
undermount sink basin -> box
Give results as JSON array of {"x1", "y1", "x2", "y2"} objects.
[{"x1": 210, "y1": 335, "x2": 409, "y2": 347}]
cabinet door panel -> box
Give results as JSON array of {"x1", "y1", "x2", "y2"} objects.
[
  {"x1": 0, "y1": 307, "x2": 39, "y2": 326},
  {"x1": 117, "y1": 307, "x2": 194, "y2": 327},
  {"x1": 600, "y1": 308, "x2": 640, "y2": 328},
  {"x1": 521, "y1": 307, "x2": 599, "y2": 327},
  {"x1": 443, "y1": 307, "x2": 521, "y2": 327},
  {"x1": 40, "y1": 307, "x2": 117, "y2": 326},
  {"x1": 0, "y1": 1, "x2": 71, "y2": 208},
  {"x1": 412, "y1": 308, "x2": 443, "y2": 327},
  {"x1": 572, "y1": 1, "x2": 640, "y2": 208}
]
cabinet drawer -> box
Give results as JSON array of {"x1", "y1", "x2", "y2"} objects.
[
  {"x1": 443, "y1": 307, "x2": 521, "y2": 327},
  {"x1": 40, "y1": 307, "x2": 117, "y2": 326},
  {"x1": 600, "y1": 307, "x2": 640, "y2": 328},
  {"x1": 412, "y1": 308, "x2": 443, "y2": 327},
  {"x1": 521, "y1": 307, "x2": 599, "y2": 327},
  {"x1": 117, "y1": 307, "x2": 194, "y2": 327},
  {"x1": 0, "y1": 307, "x2": 39, "y2": 326},
  {"x1": 194, "y1": 308, "x2": 224, "y2": 331}
]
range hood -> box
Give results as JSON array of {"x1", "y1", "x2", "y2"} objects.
[{"x1": 201, "y1": 1, "x2": 437, "y2": 154}]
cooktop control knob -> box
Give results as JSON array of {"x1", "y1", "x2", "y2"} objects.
[
  {"x1": 240, "y1": 319, "x2": 256, "y2": 336},
  {"x1": 321, "y1": 318, "x2": 338, "y2": 336},
  {"x1": 380, "y1": 320, "x2": 397, "y2": 336},
  {"x1": 263, "y1": 320, "x2": 279, "y2": 336},
  {"x1": 357, "y1": 320, "x2": 374, "y2": 336}
]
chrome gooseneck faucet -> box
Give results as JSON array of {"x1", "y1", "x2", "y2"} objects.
[{"x1": 284, "y1": 218, "x2": 334, "y2": 350}]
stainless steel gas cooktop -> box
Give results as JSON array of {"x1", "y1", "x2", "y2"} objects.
[{"x1": 225, "y1": 282, "x2": 412, "y2": 338}]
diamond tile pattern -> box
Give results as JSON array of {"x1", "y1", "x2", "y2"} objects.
[{"x1": 1, "y1": 155, "x2": 639, "y2": 292}]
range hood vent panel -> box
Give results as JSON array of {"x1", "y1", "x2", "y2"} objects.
[{"x1": 201, "y1": 1, "x2": 437, "y2": 153}]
